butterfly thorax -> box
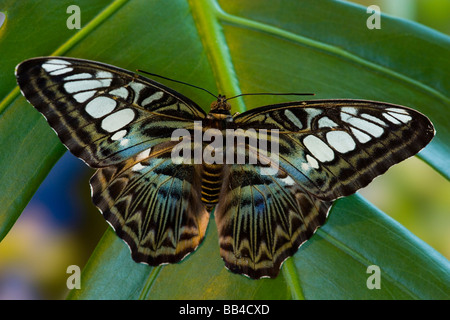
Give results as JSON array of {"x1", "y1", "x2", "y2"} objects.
[{"x1": 208, "y1": 94, "x2": 232, "y2": 120}]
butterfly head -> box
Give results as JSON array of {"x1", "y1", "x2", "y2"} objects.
[{"x1": 210, "y1": 94, "x2": 231, "y2": 113}]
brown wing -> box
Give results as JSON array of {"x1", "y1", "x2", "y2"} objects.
[
  {"x1": 90, "y1": 142, "x2": 210, "y2": 265},
  {"x1": 215, "y1": 162, "x2": 332, "y2": 279},
  {"x1": 234, "y1": 99, "x2": 435, "y2": 201}
]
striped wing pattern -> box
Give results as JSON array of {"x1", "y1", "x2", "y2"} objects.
[
  {"x1": 90, "y1": 143, "x2": 208, "y2": 265},
  {"x1": 16, "y1": 57, "x2": 209, "y2": 266},
  {"x1": 234, "y1": 100, "x2": 435, "y2": 201},
  {"x1": 215, "y1": 163, "x2": 332, "y2": 278},
  {"x1": 215, "y1": 100, "x2": 434, "y2": 277},
  {"x1": 15, "y1": 58, "x2": 206, "y2": 167},
  {"x1": 15, "y1": 57, "x2": 435, "y2": 279}
]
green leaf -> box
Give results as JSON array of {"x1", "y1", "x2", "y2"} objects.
[{"x1": 1, "y1": 0, "x2": 449, "y2": 299}]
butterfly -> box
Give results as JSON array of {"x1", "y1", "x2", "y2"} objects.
[{"x1": 15, "y1": 57, "x2": 435, "y2": 279}]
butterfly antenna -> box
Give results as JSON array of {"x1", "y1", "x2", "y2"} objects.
[
  {"x1": 137, "y1": 69, "x2": 218, "y2": 99},
  {"x1": 226, "y1": 92, "x2": 315, "y2": 101}
]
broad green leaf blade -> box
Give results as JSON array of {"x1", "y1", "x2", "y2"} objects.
[
  {"x1": 0, "y1": 0, "x2": 113, "y2": 100},
  {"x1": 0, "y1": 0, "x2": 448, "y2": 300},
  {"x1": 297, "y1": 195, "x2": 450, "y2": 299},
  {"x1": 0, "y1": 97, "x2": 65, "y2": 239}
]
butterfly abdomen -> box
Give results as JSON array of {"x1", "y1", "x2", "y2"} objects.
[
  {"x1": 201, "y1": 163, "x2": 223, "y2": 210},
  {"x1": 200, "y1": 110, "x2": 232, "y2": 211}
]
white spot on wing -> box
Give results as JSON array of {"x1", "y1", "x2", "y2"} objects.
[
  {"x1": 387, "y1": 111, "x2": 412, "y2": 123},
  {"x1": 73, "y1": 91, "x2": 96, "y2": 103},
  {"x1": 65, "y1": 73, "x2": 92, "y2": 81},
  {"x1": 132, "y1": 163, "x2": 146, "y2": 172},
  {"x1": 50, "y1": 67, "x2": 73, "y2": 75},
  {"x1": 142, "y1": 91, "x2": 164, "y2": 106},
  {"x1": 306, "y1": 108, "x2": 323, "y2": 126},
  {"x1": 111, "y1": 129, "x2": 127, "y2": 141},
  {"x1": 109, "y1": 87, "x2": 129, "y2": 99},
  {"x1": 318, "y1": 116, "x2": 338, "y2": 128},
  {"x1": 136, "y1": 148, "x2": 152, "y2": 161},
  {"x1": 306, "y1": 155, "x2": 319, "y2": 169},
  {"x1": 284, "y1": 109, "x2": 303, "y2": 129},
  {"x1": 341, "y1": 109, "x2": 384, "y2": 138},
  {"x1": 42, "y1": 59, "x2": 71, "y2": 73},
  {"x1": 64, "y1": 78, "x2": 112, "y2": 94},
  {"x1": 386, "y1": 107, "x2": 409, "y2": 115},
  {"x1": 383, "y1": 112, "x2": 401, "y2": 124},
  {"x1": 326, "y1": 130, "x2": 356, "y2": 153},
  {"x1": 348, "y1": 117, "x2": 384, "y2": 137},
  {"x1": 120, "y1": 138, "x2": 130, "y2": 147},
  {"x1": 351, "y1": 127, "x2": 371, "y2": 143},
  {"x1": 340, "y1": 107, "x2": 358, "y2": 122},
  {"x1": 361, "y1": 113, "x2": 387, "y2": 126},
  {"x1": 85, "y1": 96, "x2": 117, "y2": 118},
  {"x1": 303, "y1": 135, "x2": 334, "y2": 162},
  {"x1": 129, "y1": 82, "x2": 147, "y2": 102},
  {"x1": 280, "y1": 176, "x2": 295, "y2": 186},
  {"x1": 101, "y1": 108, "x2": 135, "y2": 132},
  {"x1": 96, "y1": 71, "x2": 113, "y2": 79}
]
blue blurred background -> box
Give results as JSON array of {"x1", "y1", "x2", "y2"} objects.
[{"x1": 0, "y1": 0, "x2": 448, "y2": 299}]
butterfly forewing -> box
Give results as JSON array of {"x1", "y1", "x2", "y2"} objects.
[
  {"x1": 15, "y1": 57, "x2": 206, "y2": 167},
  {"x1": 235, "y1": 100, "x2": 435, "y2": 201},
  {"x1": 16, "y1": 57, "x2": 209, "y2": 266}
]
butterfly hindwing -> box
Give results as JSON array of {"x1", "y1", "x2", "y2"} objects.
[
  {"x1": 215, "y1": 163, "x2": 332, "y2": 279},
  {"x1": 235, "y1": 100, "x2": 435, "y2": 201},
  {"x1": 90, "y1": 141, "x2": 209, "y2": 265}
]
